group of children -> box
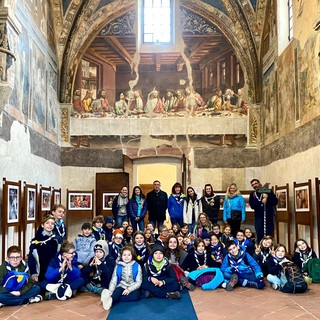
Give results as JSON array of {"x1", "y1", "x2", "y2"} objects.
[{"x1": 1, "y1": 204, "x2": 319, "y2": 311}]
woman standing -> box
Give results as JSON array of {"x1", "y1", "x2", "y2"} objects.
[
  {"x1": 112, "y1": 186, "x2": 129, "y2": 227},
  {"x1": 128, "y1": 186, "x2": 147, "y2": 232},
  {"x1": 183, "y1": 187, "x2": 201, "y2": 233},
  {"x1": 223, "y1": 183, "x2": 246, "y2": 237},
  {"x1": 168, "y1": 182, "x2": 185, "y2": 227},
  {"x1": 199, "y1": 184, "x2": 221, "y2": 225}
]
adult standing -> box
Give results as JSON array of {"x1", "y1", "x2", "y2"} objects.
[
  {"x1": 168, "y1": 182, "x2": 185, "y2": 227},
  {"x1": 112, "y1": 186, "x2": 129, "y2": 227},
  {"x1": 223, "y1": 183, "x2": 246, "y2": 237},
  {"x1": 128, "y1": 186, "x2": 147, "y2": 232},
  {"x1": 200, "y1": 184, "x2": 221, "y2": 225},
  {"x1": 249, "y1": 179, "x2": 278, "y2": 243},
  {"x1": 146, "y1": 180, "x2": 168, "y2": 230},
  {"x1": 183, "y1": 187, "x2": 201, "y2": 233}
]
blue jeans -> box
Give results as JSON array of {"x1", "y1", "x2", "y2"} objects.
[
  {"x1": 131, "y1": 218, "x2": 145, "y2": 232},
  {"x1": 116, "y1": 216, "x2": 128, "y2": 228},
  {"x1": 170, "y1": 218, "x2": 183, "y2": 227},
  {"x1": 223, "y1": 271, "x2": 257, "y2": 286},
  {"x1": 0, "y1": 285, "x2": 40, "y2": 306},
  {"x1": 188, "y1": 222, "x2": 196, "y2": 234},
  {"x1": 111, "y1": 287, "x2": 140, "y2": 305}
]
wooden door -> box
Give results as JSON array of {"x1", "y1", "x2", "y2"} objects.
[
  {"x1": 96, "y1": 172, "x2": 129, "y2": 218},
  {"x1": 140, "y1": 184, "x2": 154, "y2": 226}
]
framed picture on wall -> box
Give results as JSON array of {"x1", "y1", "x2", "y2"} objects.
[
  {"x1": 68, "y1": 193, "x2": 93, "y2": 210},
  {"x1": 27, "y1": 187, "x2": 37, "y2": 221},
  {"x1": 276, "y1": 189, "x2": 287, "y2": 211},
  {"x1": 215, "y1": 192, "x2": 225, "y2": 210},
  {"x1": 53, "y1": 190, "x2": 61, "y2": 204},
  {"x1": 8, "y1": 185, "x2": 19, "y2": 223},
  {"x1": 41, "y1": 189, "x2": 51, "y2": 211},
  {"x1": 294, "y1": 185, "x2": 309, "y2": 212},
  {"x1": 103, "y1": 193, "x2": 117, "y2": 210}
]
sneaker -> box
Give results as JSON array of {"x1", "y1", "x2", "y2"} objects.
[
  {"x1": 86, "y1": 283, "x2": 98, "y2": 294},
  {"x1": 29, "y1": 294, "x2": 43, "y2": 304},
  {"x1": 272, "y1": 283, "x2": 279, "y2": 290},
  {"x1": 44, "y1": 291, "x2": 57, "y2": 300},
  {"x1": 180, "y1": 276, "x2": 195, "y2": 291},
  {"x1": 80, "y1": 286, "x2": 90, "y2": 293},
  {"x1": 166, "y1": 291, "x2": 181, "y2": 299},
  {"x1": 0, "y1": 303, "x2": 5, "y2": 308},
  {"x1": 256, "y1": 277, "x2": 265, "y2": 289},
  {"x1": 101, "y1": 289, "x2": 112, "y2": 311},
  {"x1": 226, "y1": 274, "x2": 238, "y2": 291}
]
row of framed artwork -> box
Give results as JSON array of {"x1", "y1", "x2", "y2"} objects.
[{"x1": 2, "y1": 178, "x2": 61, "y2": 226}]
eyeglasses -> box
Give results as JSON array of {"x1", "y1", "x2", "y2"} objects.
[
  {"x1": 9, "y1": 256, "x2": 21, "y2": 260},
  {"x1": 114, "y1": 237, "x2": 123, "y2": 240},
  {"x1": 68, "y1": 251, "x2": 76, "y2": 255}
]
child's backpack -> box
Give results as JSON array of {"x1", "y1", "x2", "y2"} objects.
[
  {"x1": 281, "y1": 262, "x2": 308, "y2": 293},
  {"x1": 305, "y1": 258, "x2": 320, "y2": 283},
  {"x1": 116, "y1": 262, "x2": 139, "y2": 284},
  {"x1": 1, "y1": 271, "x2": 29, "y2": 291}
]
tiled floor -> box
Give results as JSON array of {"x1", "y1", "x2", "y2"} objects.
[{"x1": 1, "y1": 283, "x2": 319, "y2": 320}]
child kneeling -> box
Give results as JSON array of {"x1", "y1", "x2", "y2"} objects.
[
  {"x1": 221, "y1": 241, "x2": 265, "y2": 291},
  {"x1": 141, "y1": 244, "x2": 180, "y2": 299},
  {"x1": 101, "y1": 246, "x2": 142, "y2": 310}
]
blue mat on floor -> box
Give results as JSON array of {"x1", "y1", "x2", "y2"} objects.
[{"x1": 107, "y1": 290, "x2": 198, "y2": 320}]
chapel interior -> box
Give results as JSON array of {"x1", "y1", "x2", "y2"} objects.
[
  {"x1": 0, "y1": 0, "x2": 320, "y2": 284},
  {"x1": 0, "y1": 0, "x2": 320, "y2": 319}
]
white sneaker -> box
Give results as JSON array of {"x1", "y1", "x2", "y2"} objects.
[
  {"x1": 101, "y1": 289, "x2": 112, "y2": 311},
  {"x1": 29, "y1": 294, "x2": 43, "y2": 304}
]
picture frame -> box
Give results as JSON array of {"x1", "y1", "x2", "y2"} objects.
[
  {"x1": 53, "y1": 189, "x2": 61, "y2": 205},
  {"x1": 26, "y1": 187, "x2": 37, "y2": 221},
  {"x1": 215, "y1": 192, "x2": 225, "y2": 210},
  {"x1": 294, "y1": 185, "x2": 310, "y2": 212},
  {"x1": 8, "y1": 185, "x2": 19, "y2": 223},
  {"x1": 103, "y1": 193, "x2": 117, "y2": 210},
  {"x1": 41, "y1": 188, "x2": 51, "y2": 211},
  {"x1": 276, "y1": 189, "x2": 287, "y2": 211},
  {"x1": 68, "y1": 192, "x2": 93, "y2": 210}
]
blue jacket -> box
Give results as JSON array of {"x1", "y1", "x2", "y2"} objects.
[
  {"x1": 168, "y1": 194, "x2": 185, "y2": 219},
  {"x1": 221, "y1": 246, "x2": 263, "y2": 278},
  {"x1": 223, "y1": 195, "x2": 246, "y2": 222},
  {"x1": 45, "y1": 253, "x2": 82, "y2": 284},
  {"x1": 128, "y1": 196, "x2": 147, "y2": 220}
]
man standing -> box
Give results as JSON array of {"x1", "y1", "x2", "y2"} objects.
[
  {"x1": 146, "y1": 180, "x2": 168, "y2": 230},
  {"x1": 249, "y1": 179, "x2": 278, "y2": 243}
]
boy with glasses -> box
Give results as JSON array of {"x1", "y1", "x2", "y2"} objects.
[
  {"x1": 0, "y1": 245, "x2": 42, "y2": 307},
  {"x1": 44, "y1": 241, "x2": 84, "y2": 300}
]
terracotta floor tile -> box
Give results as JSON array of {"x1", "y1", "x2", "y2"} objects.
[{"x1": 1, "y1": 284, "x2": 320, "y2": 320}]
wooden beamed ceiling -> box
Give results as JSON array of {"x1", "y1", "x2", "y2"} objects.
[{"x1": 89, "y1": 34, "x2": 231, "y2": 71}]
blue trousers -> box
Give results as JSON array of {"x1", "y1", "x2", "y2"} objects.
[
  {"x1": 223, "y1": 271, "x2": 257, "y2": 285},
  {"x1": 141, "y1": 279, "x2": 180, "y2": 298},
  {"x1": 131, "y1": 218, "x2": 145, "y2": 232},
  {"x1": 116, "y1": 216, "x2": 128, "y2": 228},
  {"x1": 111, "y1": 287, "x2": 140, "y2": 305},
  {"x1": 170, "y1": 218, "x2": 183, "y2": 227},
  {"x1": 0, "y1": 285, "x2": 40, "y2": 306}
]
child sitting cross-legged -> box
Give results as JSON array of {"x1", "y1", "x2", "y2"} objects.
[
  {"x1": 0, "y1": 246, "x2": 42, "y2": 307},
  {"x1": 101, "y1": 246, "x2": 142, "y2": 311},
  {"x1": 141, "y1": 244, "x2": 181, "y2": 299},
  {"x1": 220, "y1": 240, "x2": 265, "y2": 291},
  {"x1": 44, "y1": 241, "x2": 84, "y2": 300},
  {"x1": 81, "y1": 240, "x2": 115, "y2": 294}
]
